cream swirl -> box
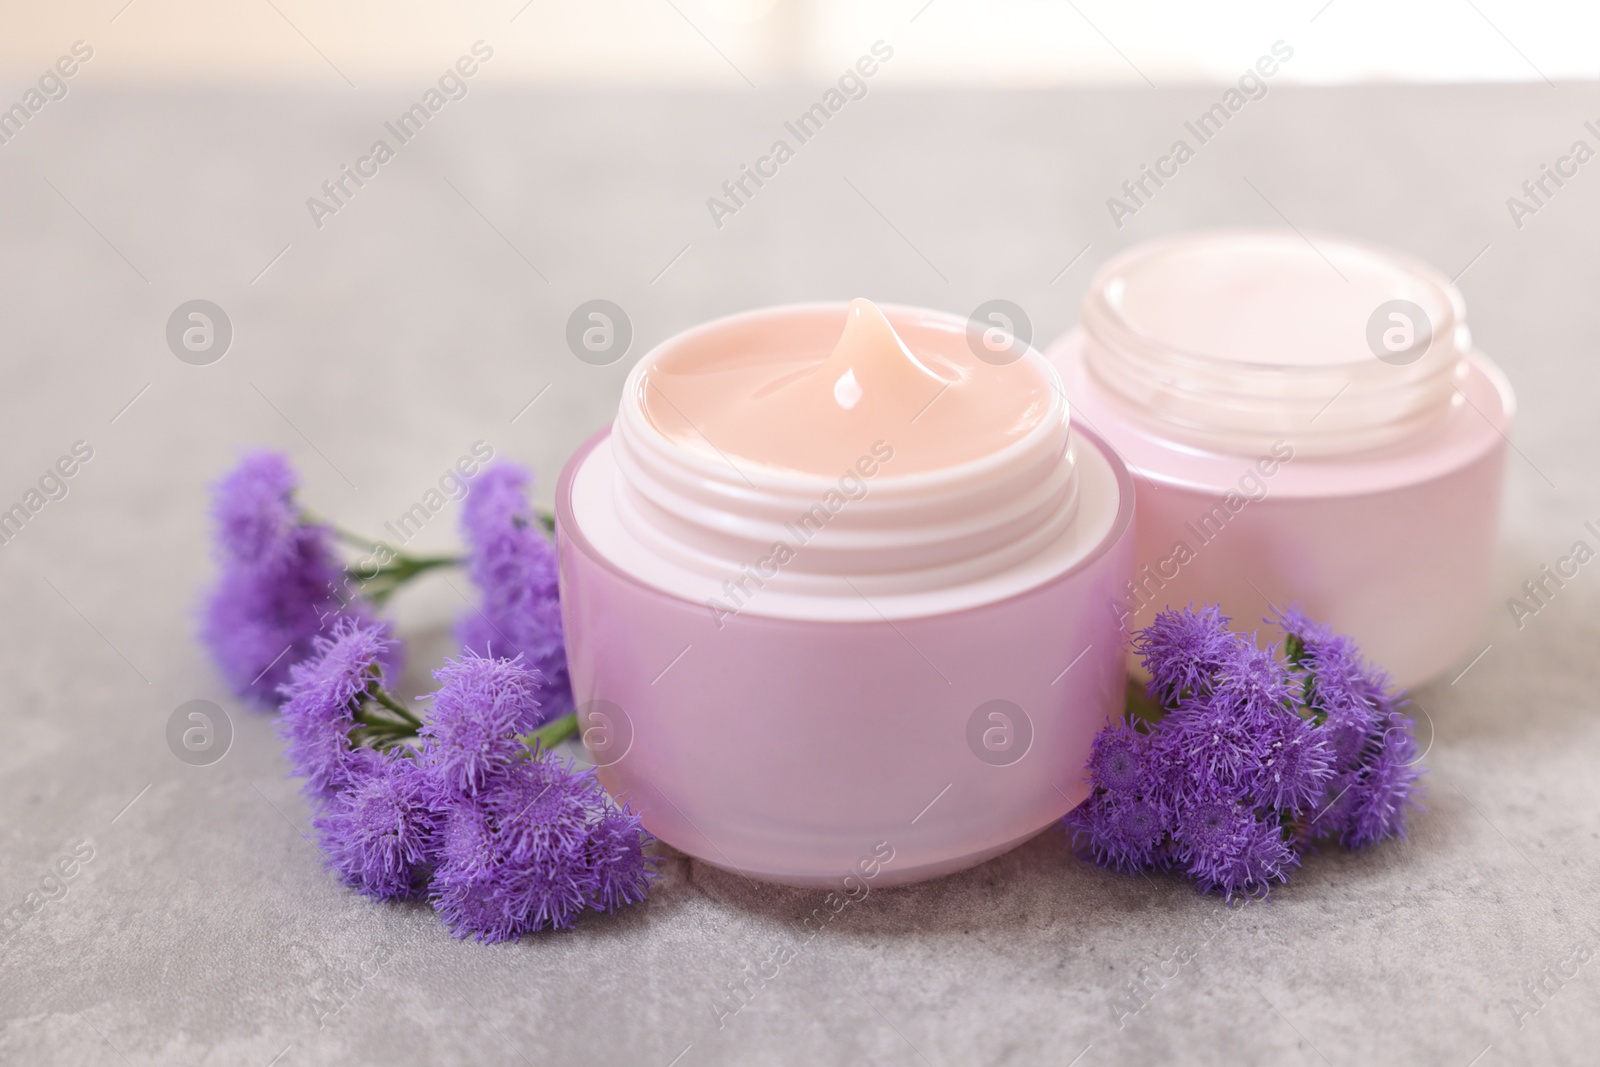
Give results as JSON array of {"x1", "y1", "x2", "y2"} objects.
[{"x1": 601, "y1": 301, "x2": 1084, "y2": 603}]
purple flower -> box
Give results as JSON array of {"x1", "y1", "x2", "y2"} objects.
[
  {"x1": 1086, "y1": 722, "x2": 1151, "y2": 795},
  {"x1": 201, "y1": 451, "x2": 391, "y2": 705},
  {"x1": 277, "y1": 617, "x2": 396, "y2": 800},
  {"x1": 583, "y1": 804, "x2": 656, "y2": 913},
  {"x1": 1248, "y1": 714, "x2": 1333, "y2": 814},
  {"x1": 420, "y1": 653, "x2": 547, "y2": 799},
  {"x1": 430, "y1": 750, "x2": 655, "y2": 942},
  {"x1": 1068, "y1": 721, "x2": 1176, "y2": 874},
  {"x1": 1276, "y1": 605, "x2": 1422, "y2": 847},
  {"x1": 1309, "y1": 711, "x2": 1422, "y2": 847},
  {"x1": 1303, "y1": 648, "x2": 1381, "y2": 762},
  {"x1": 1172, "y1": 792, "x2": 1297, "y2": 899},
  {"x1": 1155, "y1": 698, "x2": 1263, "y2": 793},
  {"x1": 1132, "y1": 604, "x2": 1240, "y2": 707},
  {"x1": 1068, "y1": 791, "x2": 1167, "y2": 874},
  {"x1": 202, "y1": 525, "x2": 345, "y2": 703},
  {"x1": 1209, "y1": 641, "x2": 1295, "y2": 724},
  {"x1": 457, "y1": 462, "x2": 571, "y2": 720},
  {"x1": 211, "y1": 451, "x2": 302, "y2": 572},
  {"x1": 1069, "y1": 605, "x2": 1418, "y2": 897},
  {"x1": 314, "y1": 749, "x2": 442, "y2": 900}
]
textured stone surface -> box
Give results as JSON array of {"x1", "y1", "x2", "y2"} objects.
[{"x1": 1, "y1": 80, "x2": 1598, "y2": 1065}]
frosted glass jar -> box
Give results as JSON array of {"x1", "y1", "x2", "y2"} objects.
[
  {"x1": 557, "y1": 302, "x2": 1136, "y2": 887},
  {"x1": 1046, "y1": 229, "x2": 1514, "y2": 688}
]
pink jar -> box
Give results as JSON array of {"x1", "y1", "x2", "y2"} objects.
[
  {"x1": 556, "y1": 302, "x2": 1135, "y2": 887},
  {"x1": 1046, "y1": 229, "x2": 1514, "y2": 687}
]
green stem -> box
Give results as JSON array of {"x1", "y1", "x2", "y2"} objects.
[
  {"x1": 371, "y1": 554, "x2": 463, "y2": 575},
  {"x1": 350, "y1": 684, "x2": 424, "y2": 751},
  {"x1": 307, "y1": 508, "x2": 466, "y2": 604},
  {"x1": 522, "y1": 711, "x2": 578, "y2": 751},
  {"x1": 352, "y1": 707, "x2": 413, "y2": 733},
  {"x1": 1124, "y1": 676, "x2": 1165, "y2": 730},
  {"x1": 369, "y1": 685, "x2": 424, "y2": 728},
  {"x1": 302, "y1": 509, "x2": 384, "y2": 553},
  {"x1": 353, "y1": 721, "x2": 415, "y2": 739},
  {"x1": 346, "y1": 554, "x2": 463, "y2": 585},
  {"x1": 346, "y1": 553, "x2": 465, "y2": 608},
  {"x1": 330, "y1": 524, "x2": 383, "y2": 551},
  {"x1": 350, "y1": 727, "x2": 419, "y2": 752}
]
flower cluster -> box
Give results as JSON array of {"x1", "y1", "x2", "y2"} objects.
[
  {"x1": 201, "y1": 451, "x2": 654, "y2": 939},
  {"x1": 457, "y1": 462, "x2": 573, "y2": 718},
  {"x1": 278, "y1": 619, "x2": 655, "y2": 939},
  {"x1": 200, "y1": 451, "x2": 394, "y2": 705},
  {"x1": 424, "y1": 655, "x2": 654, "y2": 940},
  {"x1": 1068, "y1": 606, "x2": 1421, "y2": 898},
  {"x1": 1278, "y1": 607, "x2": 1422, "y2": 849}
]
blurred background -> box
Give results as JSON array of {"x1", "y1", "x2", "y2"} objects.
[{"x1": 2, "y1": 0, "x2": 1595, "y2": 85}]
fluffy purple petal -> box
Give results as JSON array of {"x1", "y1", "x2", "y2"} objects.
[
  {"x1": 1067, "y1": 791, "x2": 1167, "y2": 875},
  {"x1": 1132, "y1": 604, "x2": 1240, "y2": 707},
  {"x1": 429, "y1": 750, "x2": 656, "y2": 942},
  {"x1": 1308, "y1": 710, "x2": 1423, "y2": 848},
  {"x1": 1248, "y1": 714, "x2": 1334, "y2": 814},
  {"x1": 1277, "y1": 604, "x2": 1423, "y2": 846},
  {"x1": 277, "y1": 617, "x2": 397, "y2": 800},
  {"x1": 1173, "y1": 792, "x2": 1298, "y2": 899},
  {"x1": 1210, "y1": 640, "x2": 1296, "y2": 725},
  {"x1": 201, "y1": 452, "x2": 398, "y2": 705},
  {"x1": 211, "y1": 450, "x2": 301, "y2": 572},
  {"x1": 1086, "y1": 721, "x2": 1151, "y2": 796},
  {"x1": 420, "y1": 653, "x2": 547, "y2": 800},
  {"x1": 456, "y1": 462, "x2": 571, "y2": 720},
  {"x1": 583, "y1": 803, "x2": 656, "y2": 913},
  {"x1": 1153, "y1": 698, "x2": 1263, "y2": 793},
  {"x1": 314, "y1": 750, "x2": 442, "y2": 900},
  {"x1": 1069, "y1": 605, "x2": 1419, "y2": 897}
]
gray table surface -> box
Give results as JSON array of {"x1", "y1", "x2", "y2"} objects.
[{"x1": 1, "y1": 78, "x2": 1598, "y2": 1066}]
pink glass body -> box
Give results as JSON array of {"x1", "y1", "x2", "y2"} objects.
[
  {"x1": 1046, "y1": 331, "x2": 1513, "y2": 689},
  {"x1": 556, "y1": 427, "x2": 1136, "y2": 888}
]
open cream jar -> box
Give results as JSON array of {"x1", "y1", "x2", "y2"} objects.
[
  {"x1": 557, "y1": 300, "x2": 1134, "y2": 887},
  {"x1": 1047, "y1": 229, "x2": 1514, "y2": 687}
]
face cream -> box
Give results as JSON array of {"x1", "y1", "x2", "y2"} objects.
[
  {"x1": 1047, "y1": 229, "x2": 1514, "y2": 687},
  {"x1": 558, "y1": 300, "x2": 1134, "y2": 887}
]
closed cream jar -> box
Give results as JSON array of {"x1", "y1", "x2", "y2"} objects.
[
  {"x1": 557, "y1": 300, "x2": 1134, "y2": 886},
  {"x1": 1047, "y1": 229, "x2": 1514, "y2": 687}
]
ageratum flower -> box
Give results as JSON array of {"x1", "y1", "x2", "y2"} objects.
[
  {"x1": 200, "y1": 451, "x2": 394, "y2": 705},
  {"x1": 582, "y1": 802, "x2": 657, "y2": 913},
  {"x1": 430, "y1": 750, "x2": 655, "y2": 942},
  {"x1": 1069, "y1": 790, "x2": 1167, "y2": 875},
  {"x1": 277, "y1": 617, "x2": 396, "y2": 801},
  {"x1": 1248, "y1": 714, "x2": 1334, "y2": 814},
  {"x1": 1172, "y1": 791, "x2": 1298, "y2": 899},
  {"x1": 1275, "y1": 606, "x2": 1423, "y2": 846},
  {"x1": 1131, "y1": 604, "x2": 1241, "y2": 707},
  {"x1": 420, "y1": 653, "x2": 547, "y2": 799},
  {"x1": 1067, "y1": 721, "x2": 1176, "y2": 875},
  {"x1": 1086, "y1": 722, "x2": 1152, "y2": 796},
  {"x1": 314, "y1": 748, "x2": 442, "y2": 900},
  {"x1": 1069, "y1": 606, "x2": 1414, "y2": 899},
  {"x1": 1155, "y1": 697, "x2": 1265, "y2": 795},
  {"x1": 457, "y1": 462, "x2": 571, "y2": 720},
  {"x1": 211, "y1": 450, "x2": 301, "y2": 572},
  {"x1": 1208, "y1": 641, "x2": 1297, "y2": 725}
]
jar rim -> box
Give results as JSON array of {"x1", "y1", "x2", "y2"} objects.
[
  {"x1": 605, "y1": 300, "x2": 1100, "y2": 606},
  {"x1": 1080, "y1": 228, "x2": 1468, "y2": 457},
  {"x1": 625, "y1": 300, "x2": 1070, "y2": 490}
]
